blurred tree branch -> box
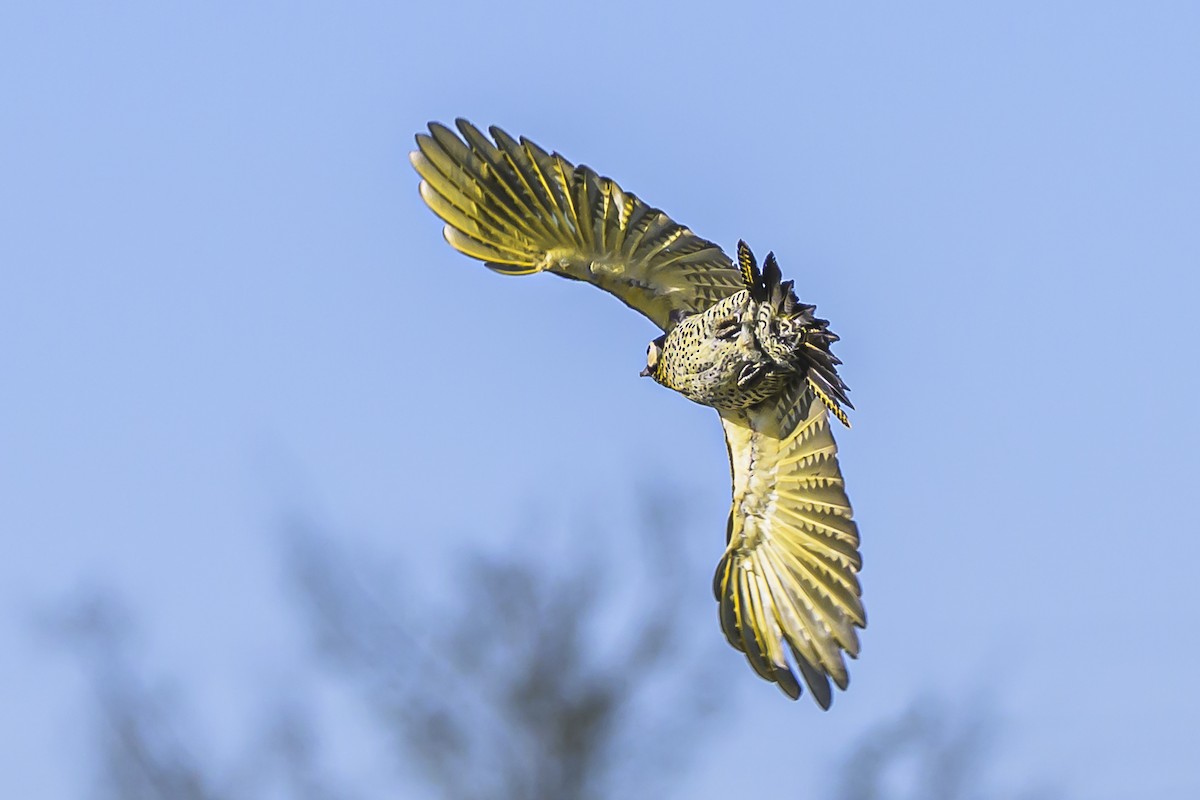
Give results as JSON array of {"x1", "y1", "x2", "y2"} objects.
[
  {"x1": 51, "y1": 490, "x2": 728, "y2": 800},
  {"x1": 283, "y1": 490, "x2": 724, "y2": 800},
  {"x1": 834, "y1": 697, "x2": 1054, "y2": 800},
  {"x1": 40, "y1": 592, "x2": 229, "y2": 800},
  {"x1": 46, "y1": 494, "x2": 1056, "y2": 800}
]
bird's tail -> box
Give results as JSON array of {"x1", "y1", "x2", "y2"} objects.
[{"x1": 410, "y1": 119, "x2": 597, "y2": 275}]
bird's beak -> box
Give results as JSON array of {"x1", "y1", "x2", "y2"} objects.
[{"x1": 639, "y1": 366, "x2": 653, "y2": 377}]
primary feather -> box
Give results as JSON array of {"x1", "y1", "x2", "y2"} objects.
[{"x1": 411, "y1": 119, "x2": 744, "y2": 330}]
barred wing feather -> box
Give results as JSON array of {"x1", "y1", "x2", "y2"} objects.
[
  {"x1": 411, "y1": 119, "x2": 744, "y2": 330},
  {"x1": 715, "y1": 387, "x2": 864, "y2": 707}
]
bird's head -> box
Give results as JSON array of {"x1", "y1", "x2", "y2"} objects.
[{"x1": 640, "y1": 334, "x2": 667, "y2": 381}]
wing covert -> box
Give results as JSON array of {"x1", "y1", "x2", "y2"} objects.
[{"x1": 411, "y1": 119, "x2": 745, "y2": 330}]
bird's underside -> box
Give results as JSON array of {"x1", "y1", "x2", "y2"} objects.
[{"x1": 411, "y1": 119, "x2": 864, "y2": 708}]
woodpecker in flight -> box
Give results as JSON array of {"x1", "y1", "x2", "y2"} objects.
[{"x1": 411, "y1": 120, "x2": 863, "y2": 708}]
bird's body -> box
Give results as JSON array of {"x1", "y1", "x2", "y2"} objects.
[
  {"x1": 650, "y1": 251, "x2": 849, "y2": 423},
  {"x1": 411, "y1": 120, "x2": 864, "y2": 708},
  {"x1": 652, "y1": 290, "x2": 789, "y2": 411}
]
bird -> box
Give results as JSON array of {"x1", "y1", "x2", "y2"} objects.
[{"x1": 410, "y1": 119, "x2": 864, "y2": 708}]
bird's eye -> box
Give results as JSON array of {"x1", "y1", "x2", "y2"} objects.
[{"x1": 716, "y1": 318, "x2": 740, "y2": 340}]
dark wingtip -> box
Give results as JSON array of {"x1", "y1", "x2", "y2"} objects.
[
  {"x1": 488, "y1": 123, "x2": 516, "y2": 145},
  {"x1": 774, "y1": 666, "x2": 802, "y2": 700},
  {"x1": 789, "y1": 647, "x2": 834, "y2": 709},
  {"x1": 454, "y1": 118, "x2": 484, "y2": 141}
]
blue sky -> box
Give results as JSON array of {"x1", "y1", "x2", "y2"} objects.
[{"x1": 2, "y1": 2, "x2": 1198, "y2": 797}]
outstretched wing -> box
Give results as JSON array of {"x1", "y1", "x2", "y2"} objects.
[
  {"x1": 411, "y1": 119, "x2": 745, "y2": 330},
  {"x1": 714, "y1": 386, "x2": 864, "y2": 707}
]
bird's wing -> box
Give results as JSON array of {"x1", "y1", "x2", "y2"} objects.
[
  {"x1": 714, "y1": 386, "x2": 864, "y2": 707},
  {"x1": 411, "y1": 119, "x2": 745, "y2": 330}
]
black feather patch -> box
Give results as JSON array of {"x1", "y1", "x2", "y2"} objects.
[
  {"x1": 739, "y1": 241, "x2": 854, "y2": 427},
  {"x1": 762, "y1": 252, "x2": 783, "y2": 301}
]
